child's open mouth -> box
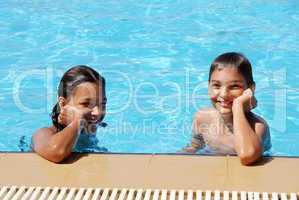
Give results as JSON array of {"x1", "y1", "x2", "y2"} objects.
[
  {"x1": 87, "y1": 120, "x2": 100, "y2": 126},
  {"x1": 217, "y1": 100, "x2": 232, "y2": 108}
]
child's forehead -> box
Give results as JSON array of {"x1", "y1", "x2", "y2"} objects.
[
  {"x1": 214, "y1": 64, "x2": 238, "y2": 71},
  {"x1": 72, "y1": 82, "x2": 103, "y2": 98},
  {"x1": 212, "y1": 66, "x2": 242, "y2": 75},
  {"x1": 210, "y1": 67, "x2": 246, "y2": 82}
]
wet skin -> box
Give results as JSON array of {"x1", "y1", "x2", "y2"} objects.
[
  {"x1": 32, "y1": 82, "x2": 106, "y2": 163},
  {"x1": 184, "y1": 67, "x2": 270, "y2": 165}
]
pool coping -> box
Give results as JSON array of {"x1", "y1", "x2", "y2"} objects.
[{"x1": 0, "y1": 152, "x2": 298, "y2": 193}]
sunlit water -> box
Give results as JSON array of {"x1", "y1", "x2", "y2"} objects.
[{"x1": 0, "y1": 0, "x2": 298, "y2": 156}]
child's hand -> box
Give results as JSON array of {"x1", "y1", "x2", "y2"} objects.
[
  {"x1": 58, "y1": 105, "x2": 84, "y2": 126},
  {"x1": 232, "y1": 88, "x2": 257, "y2": 112},
  {"x1": 180, "y1": 146, "x2": 198, "y2": 154}
]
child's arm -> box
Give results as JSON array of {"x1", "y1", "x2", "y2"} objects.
[
  {"x1": 232, "y1": 89, "x2": 266, "y2": 165},
  {"x1": 181, "y1": 112, "x2": 206, "y2": 153},
  {"x1": 32, "y1": 106, "x2": 83, "y2": 163},
  {"x1": 182, "y1": 134, "x2": 205, "y2": 153}
]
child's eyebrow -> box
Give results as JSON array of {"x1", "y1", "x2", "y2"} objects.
[
  {"x1": 229, "y1": 80, "x2": 244, "y2": 83},
  {"x1": 79, "y1": 98, "x2": 92, "y2": 102},
  {"x1": 79, "y1": 97, "x2": 107, "y2": 103},
  {"x1": 210, "y1": 80, "x2": 244, "y2": 84}
]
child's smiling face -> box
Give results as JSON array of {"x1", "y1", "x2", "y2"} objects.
[
  {"x1": 208, "y1": 66, "x2": 248, "y2": 116},
  {"x1": 66, "y1": 82, "x2": 106, "y2": 132}
]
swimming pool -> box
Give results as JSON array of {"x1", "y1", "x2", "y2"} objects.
[{"x1": 0, "y1": 0, "x2": 298, "y2": 156}]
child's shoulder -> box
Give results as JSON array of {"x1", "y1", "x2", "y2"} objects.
[
  {"x1": 32, "y1": 126, "x2": 57, "y2": 150},
  {"x1": 193, "y1": 108, "x2": 217, "y2": 124},
  {"x1": 33, "y1": 126, "x2": 57, "y2": 138}
]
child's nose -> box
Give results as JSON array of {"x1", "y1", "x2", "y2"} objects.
[
  {"x1": 91, "y1": 106, "x2": 100, "y2": 117},
  {"x1": 219, "y1": 87, "x2": 229, "y2": 98}
]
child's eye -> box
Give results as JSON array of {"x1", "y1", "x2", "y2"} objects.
[
  {"x1": 212, "y1": 84, "x2": 220, "y2": 88},
  {"x1": 230, "y1": 85, "x2": 242, "y2": 89},
  {"x1": 81, "y1": 102, "x2": 90, "y2": 107}
]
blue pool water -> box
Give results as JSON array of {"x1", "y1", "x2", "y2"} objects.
[{"x1": 0, "y1": 1, "x2": 298, "y2": 156}]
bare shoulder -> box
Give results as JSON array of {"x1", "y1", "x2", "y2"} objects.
[
  {"x1": 194, "y1": 108, "x2": 216, "y2": 124},
  {"x1": 192, "y1": 108, "x2": 216, "y2": 134},
  {"x1": 33, "y1": 126, "x2": 56, "y2": 137},
  {"x1": 32, "y1": 126, "x2": 57, "y2": 148}
]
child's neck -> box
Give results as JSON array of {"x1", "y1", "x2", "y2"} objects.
[
  {"x1": 219, "y1": 113, "x2": 233, "y2": 125},
  {"x1": 217, "y1": 113, "x2": 234, "y2": 134}
]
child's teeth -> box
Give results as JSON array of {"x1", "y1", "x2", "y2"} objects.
[{"x1": 220, "y1": 101, "x2": 230, "y2": 106}]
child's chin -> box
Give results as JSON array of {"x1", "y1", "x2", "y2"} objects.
[
  {"x1": 217, "y1": 107, "x2": 233, "y2": 116},
  {"x1": 89, "y1": 125, "x2": 98, "y2": 133},
  {"x1": 82, "y1": 123, "x2": 98, "y2": 134}
]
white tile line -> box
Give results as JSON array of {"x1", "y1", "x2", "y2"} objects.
[{"x1": 0, "y1": 186, "x2": 298, "y2": 200}]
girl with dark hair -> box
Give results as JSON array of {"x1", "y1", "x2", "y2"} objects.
[
  {"x1": 32, "y1": 65, "x2": 107, "y2": 163},
  {"x1": 183, "y1": 52, "x2": 271, "y2": 165}
]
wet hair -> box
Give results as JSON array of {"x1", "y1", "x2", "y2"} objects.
[
  {"x1": 208, "y1": 52, "x2": 255, "y2": 86},
  {"x1": 51, "y1": 65, "x2": 106, "y2": 131}
]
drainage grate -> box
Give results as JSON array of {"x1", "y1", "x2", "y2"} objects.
[{"x1": 0, "y1": 186, "x2": 298, "y2": 200}]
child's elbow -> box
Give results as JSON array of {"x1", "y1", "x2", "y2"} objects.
[
  {"x1": 35, "y1": 145, "x2": 68, "y2": 163},
  {"x1": 239, "y1": 155, "x2": 255, "y2": 166},
  {"x1": 239, "y1": 147, "x2": 262, "y2": 166},
  {"x1": 48, "y1": 149, "x2": 67, "y2": 163},
  {"x1": 47, "y1": 146, "x2": 70, "y2": 163}
]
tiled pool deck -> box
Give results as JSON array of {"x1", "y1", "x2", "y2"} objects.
[{"x1": 0, "y1": 153, "x2": 298, "y2": 193}]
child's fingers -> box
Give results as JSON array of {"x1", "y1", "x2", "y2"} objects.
[
  {"x1": 58, "y1": 114, "x2": 64, "y2": 124},
  {"x1": 59, "y1": 105, "x2": 84, "y2": 125},
  {"x1": 58, "y1": 111, "x2": 70, "y2": 124},
  {"x1": 244, "y1": 88, "x2": 253, "y2": 97},
  {"x1": 60, "y1": 107, "x2": 68, "y2": 116}
]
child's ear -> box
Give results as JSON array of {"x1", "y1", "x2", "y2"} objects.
[{"x1": 58, "y1": 97, "x2": 67, "y2": 108}]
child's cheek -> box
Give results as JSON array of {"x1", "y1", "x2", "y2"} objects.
[
  {"x1": 209, "y1": 94, "x2": 218, "y2": 102},
  {"x1": 231, "y1": 90, "x2": 244, "y2": 98},
  {"x1": 208, "y1": 89, "x2": 217, "y2": 101}
]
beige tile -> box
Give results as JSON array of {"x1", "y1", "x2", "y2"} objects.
[
  {"x1": 144, "y1": 155, "x2": 229, "y2": 190},
  {"x1": 62, "y1": 153, "x2": 152, "y2": 188},
  {"x1": 0, "y1": 153, "x2": 153, "y2": 188},
  {"x1": 227, "y1": 156, "x2": 299, "y2": 192},
  {"x1": 0, "y1": 153, "x2": 298, "y2": 193},
  {"x1": 0, "y1": 153, "x2": 69, "y2": 187}
]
